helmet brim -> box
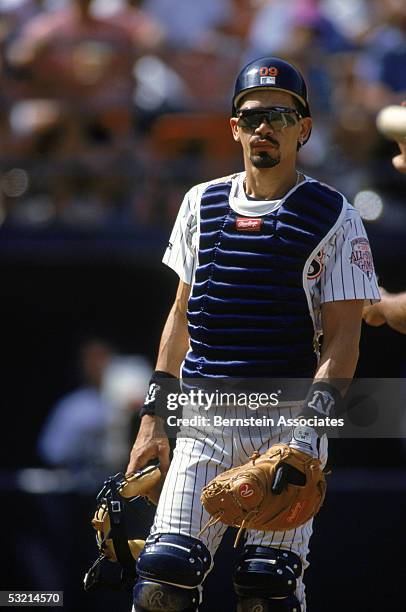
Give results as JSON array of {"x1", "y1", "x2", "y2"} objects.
[{"x1": 233, "y1": 87, "x2": 310, "y2": 117}]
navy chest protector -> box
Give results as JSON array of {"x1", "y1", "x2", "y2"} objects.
[{"x1": 182, "y1": 180, "x2": 344, "y2": 379}]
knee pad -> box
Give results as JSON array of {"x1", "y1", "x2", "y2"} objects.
[
  {"x1": 133, "y1": 580, "x2": 199, "y2": 611},
  {"x1": 233, "y1": 546, "x2": 302, "y2": 612},
  {"x1": 133, "y1": 533, "x2": 212, "y2": 611}
]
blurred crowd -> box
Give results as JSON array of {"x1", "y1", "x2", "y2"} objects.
[
  {"x1": 37, "y1": 338, "x2": 152, "y2": 488},
  {"x1": 0, "y1": 0, "x2": 405, "y2": 230}
]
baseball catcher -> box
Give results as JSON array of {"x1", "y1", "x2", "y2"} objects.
[{"x1": 125, "y1": 55, "x2": 380, "y2": 612}]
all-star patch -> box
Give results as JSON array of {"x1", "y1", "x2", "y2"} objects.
[
  {"x1": 235, "y1": 217, "x2": 263, "y2": 231},
  {"x1": 349, "y1": 237, "x2": 374, "y2": 280}
]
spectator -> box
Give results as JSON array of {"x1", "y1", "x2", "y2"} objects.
[
  {"x1": 102, "y1": 355, "x2": 152, "y2": 470},
  {"x1": 38, "y1": 339, "x2": 152, "y2": 477},
  {"x1": 6, "y1": 0, "x2": 140, "y2": 148},
  {"x1": 37, "y1": 339, "x2": 114, "y2": 473},
  {"x1": 354, "y1": 0, "x2": 406, "y2": 113},
  {"x1": 109, "y1": 0, "x2": 165, "y2": 54},
  {"x1": 320, "y1": 0, "x2": 378, "y2": 45},
  {"x1": 244, "y1": 0, "x2": 296, "y2": 60},
  {"x1": 143, "y1": 0, "x2": 232, "y2": 49}
]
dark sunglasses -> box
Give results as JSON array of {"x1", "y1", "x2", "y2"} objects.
[{"x1": 237, "y1": 106, "x2": 302, "y2": 131}]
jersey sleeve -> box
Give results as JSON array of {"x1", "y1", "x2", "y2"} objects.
[
  {"x1": 162, "y1": 187, "x2": 198, "y2": 284},
  {"x1": 320, "y1": 209, "x2": 380, "y2": 304}
]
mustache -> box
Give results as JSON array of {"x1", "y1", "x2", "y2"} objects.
[{"x1": 251, "y1": 135, "x2": 279, "y2": 147}]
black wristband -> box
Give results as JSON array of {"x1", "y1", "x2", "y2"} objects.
[
  {"x1": 139, "y1": 370, "x2": 178, "y2": 418},
  {"x1": 299, "y1": 381, "x2": 343, "y2": 421}
]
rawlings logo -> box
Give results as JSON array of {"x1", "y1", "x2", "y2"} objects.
[
  {"x1": 236, "y1": 218, "x2": 262, "y2": 231},
  {"x1": 239, "y1": 483, "x2": 255, "y2": 498},
  {"x1": 148, "y1": 591, "x2": 165, "y2": 608},
  {"x1": 286, "y1": 501, "x2": 307, "y2": 523}
]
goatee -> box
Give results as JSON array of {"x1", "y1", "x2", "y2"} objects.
[{"x1": 250, "y1": 151, "x2": 281, "y2": 168}]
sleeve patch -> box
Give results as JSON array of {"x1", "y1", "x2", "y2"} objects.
[{"x1": 349, "y1": 237, "x2": 374, "y2": 280}]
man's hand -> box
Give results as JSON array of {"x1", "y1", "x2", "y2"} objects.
[
  {"x1": 392, "y1": 101, "x2": 406, "y2": 174},
  {"x1": 271, "y1": 424, "x2": 320, "y2": 494},
  {"x1": 126, "y1": 415, "x2": 170, "y2": 483},
  {"x1": 363, "y1": 287, "x2": 388, "y2": 327},
  {"x1": 363, "y1": 287, "x2": 406, "y2": 334},
  {"x1": 392, "y1": 140, "x2": 406, "y2": 174},
  {"x1": 126, "y1": 415, "x2": 170, "y2": 475},
  {"x1": 363, "y1": 303, "x2": 386, "y2": 326}
]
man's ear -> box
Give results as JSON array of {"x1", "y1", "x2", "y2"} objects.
[
  {"x1": 230, "y1": 117, "x2": 241, "y2": 142},
  {"x1": 299, "y1": 117, "x2": 312, "y2": 144}
]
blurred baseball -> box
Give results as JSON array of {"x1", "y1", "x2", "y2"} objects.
[{"x1": 376, "y1": 105, "x2": 406, "y2": 141}]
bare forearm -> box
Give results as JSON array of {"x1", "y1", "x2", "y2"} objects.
[
  {"x1": 155, "y1": 282, "x2": 190, "y2": 376},
  {"x1": 381, "y1": 292, "x2": 406, "y2": 333},
  {"x1": 315, "y1": 335, "x2": 359, "y2": 383},
  {"x1": 294, "y1": 310, "x2": 361, "y2": 441},
  {"x1": 316, "y1": 299, "x2": 363, "y2": 392}
]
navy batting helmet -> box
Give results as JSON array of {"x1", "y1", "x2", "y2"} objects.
[{"x1": 232, "y1": 56, "x2": 311, "y2": 118}]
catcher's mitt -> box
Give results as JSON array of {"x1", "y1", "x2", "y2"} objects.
[
  {"x1": 92, "y1": 465, "x2": 161, "y2": 561},
  {"x1": 200, "y1": 444, "x2": 326, "y2": 546},
  {"x1": 84, "y1": 465, "x2": 160, "y2": 591}
]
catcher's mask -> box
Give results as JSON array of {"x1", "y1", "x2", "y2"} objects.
[
  {"x1": 232, "y1": 56, "x2": 311, "y2": 145},
  {"x1": 84, "y1": 465, "x2": 159, "y2": 592}
]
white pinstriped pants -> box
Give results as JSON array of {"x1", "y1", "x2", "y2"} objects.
[{"x1": 146, "y1": 405, "x2": 328, "y2": 611}]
